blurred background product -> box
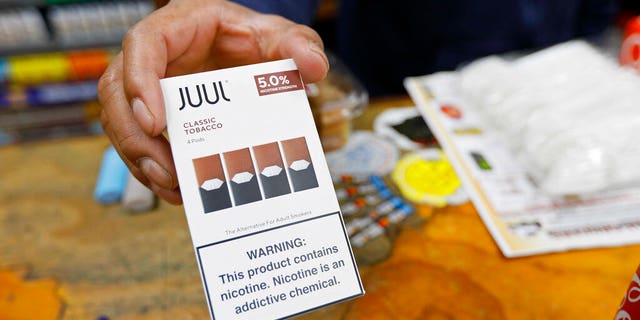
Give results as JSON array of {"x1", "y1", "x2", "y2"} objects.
[
  {"x1": 619, "y1": 15, "x2": 640, "y2": 70},
  {"x1": 306, "y1": 51, "x2": 368, "y2": 152},
  {"x1": 0, "y1": 0, "x2": 153, "y2": 145}
]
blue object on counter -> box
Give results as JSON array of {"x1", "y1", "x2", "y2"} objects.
[
  {"x1": 389, "y1": 196, "x2": 404, "y2": 209},
  {"x1": 370, "y1": 175, "x2": 387, "y2": 191},
  {"x1": 94, "y1": 146, "x2": 129, "y2": 205},
  {"x1": 378, "y1": 187, "x2": 392, "y2": 199},
  {"x1": 0, "y1": 130, "x2": 14, "y2": 145},
  {"x1": 400, "y1": 204, "x2": 414, "y2": 215}
]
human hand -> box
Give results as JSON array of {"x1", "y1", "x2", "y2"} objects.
[{"x1": 98, "y1": 0, "x2": 329, "y2": 204}]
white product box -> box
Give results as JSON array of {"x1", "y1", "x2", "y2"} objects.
[{"x1": 161, "y1": 59, "x2": 364, "y2": 319}]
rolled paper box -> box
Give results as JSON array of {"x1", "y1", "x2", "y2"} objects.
[{"x1": 122, "y1": 172, "x2": 156, "y2": 213}]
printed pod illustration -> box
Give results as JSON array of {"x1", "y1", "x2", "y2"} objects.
[
  {"x1": 252, "y1": 142, "x2": 291, "y2": 199},
  {"x1": 192, "y1": 137, "x2": 318, "y2": 214},
  {"x1": 193, "y1": 154, "x2": 232, "y2": 213},
  {"x1": 281, "y1": 137, "x2": 319, "y2": 192},
  {"x1": 224, "y1": 148, "x2": 263, "y2": 205}
]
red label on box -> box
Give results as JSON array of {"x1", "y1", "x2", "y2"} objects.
[{"x1": 254, "y1": 70, "x2": 303, "y2": 96}]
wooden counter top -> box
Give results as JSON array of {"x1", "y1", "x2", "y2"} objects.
[{"x1": 0, "y1": 96, "x2": 637, "y2": 319}]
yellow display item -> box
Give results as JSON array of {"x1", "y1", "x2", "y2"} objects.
[
  {"x1": 392, "y1": 149, "x2": 467, "y2": 207},
  {"x1": 8, "y1": 53, "x2": 69, "y2": 85}
]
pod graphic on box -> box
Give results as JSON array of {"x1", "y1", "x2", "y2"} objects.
[
  {"x1": 224, "y1": 148, "x2": 263, "y2": 205},
  {"x1": 194, "y1": 154, "x2": 232, "y2": 213},
  {"x1": 281, "y1": 137, "x2": 319, "y2": 192},
  {"x1": 253, "y1": 142, "x2": 291, "y2": 199}
]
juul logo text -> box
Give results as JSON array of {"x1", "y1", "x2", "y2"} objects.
[{"x1": 178, "y1": 81, "x2": 231, "y2": 110}]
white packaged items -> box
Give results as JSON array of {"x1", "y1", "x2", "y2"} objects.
[{"x1": 459, "y1": 41, "x2": 640, "y2": 195}]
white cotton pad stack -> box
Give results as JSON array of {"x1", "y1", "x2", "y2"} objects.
[{"x1": 459, "y1": 40, "x2": 640, "y2": 195}]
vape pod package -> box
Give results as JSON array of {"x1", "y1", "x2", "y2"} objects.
[{"x1": 160, "y1": 59, "x2": 363, "y2": 320}]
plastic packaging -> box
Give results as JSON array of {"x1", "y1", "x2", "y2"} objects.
[
  {"x1": 307, "y1": 51, "x2": 368, "y2": 152},
  {"x1": 459, "y1": 41, "x2": 640, "y2": 195}
]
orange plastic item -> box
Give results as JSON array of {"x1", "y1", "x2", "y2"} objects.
[
  {"x1": 624, "y1": 16, "x2": 640, "y2": 38},
  {"x1": 0, "y1": 270, "x2": 63, "y2": 320},
  {"x1": 67, "y1": 50, "x2": 111, "y2": 81},
  {"x1": 620, "y1": 16, "x2": 640, "y2": 70}
]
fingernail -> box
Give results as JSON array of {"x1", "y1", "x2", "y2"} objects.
[
  {"x1": 138, "y1": 157, "x2": 173, "y2": 190},
  {"x1": 309, "y1": 41, "x2": 329, "y2": 70},
  {"x1": 149, "y1": 183, "x2": 183, "y2": 205},
  {"x1": 132, "y1": 98, "x2": 155, "y2": 135}
]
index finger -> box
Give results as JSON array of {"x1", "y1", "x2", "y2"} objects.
[
  {"x1": 120, "y1": 3, "x2": 192, "y2": 137},
  {"x1": 121, "y1": 1, "x2": 328, "y2": 137}
]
